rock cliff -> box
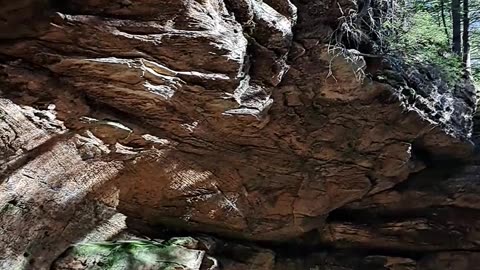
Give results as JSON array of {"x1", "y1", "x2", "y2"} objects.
[{"x1": 0, "y1": 0, "x2": 479, "y2": 269}]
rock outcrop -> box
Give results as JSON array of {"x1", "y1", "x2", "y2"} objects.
[
  {"x1": 52, "y1": 234, "x2": 480, "y2": 270},
  {"x1": 0, "y1": 0, "x2": 478, "y2": 269}
]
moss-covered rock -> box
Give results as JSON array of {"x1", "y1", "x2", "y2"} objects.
[{"x1": 52, "y1": 239, "x2": 205, "y2": 270}]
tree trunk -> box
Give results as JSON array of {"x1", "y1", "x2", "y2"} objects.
[
  {"x1": 463, "y1": 0, "x2": 471, "y2": 75},
  {"x1": 452, "y1": 0, "x2": 462, "y2": 55},
  {"x1": 441, "y1": 0, "x2": 451, "y2": 45}
]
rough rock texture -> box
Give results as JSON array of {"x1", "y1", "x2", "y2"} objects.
[
  {"x1": 0, "y1": 0, "x2": 479, "y2": 269},
  {"x1": 53, "y1": 234, "x2": 480, "y2": 270},
  {"x1": 317, "y1": 159, "x2": 480, "y2": 252}
]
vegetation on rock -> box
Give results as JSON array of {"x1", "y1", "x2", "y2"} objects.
[
  {"x1": 54, "y1": 240, "x2": 205, "y2": 270},
  {"x1": 386, "y1": 0, "x2": 480, "y2": 85}
]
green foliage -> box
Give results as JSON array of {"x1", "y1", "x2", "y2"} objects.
[
  {"x1": 473, "y1": 70, "x2": 480, "y2": 89},
  {"x1": 387, "y1": 11, "x2": 463, "y2": 84}
]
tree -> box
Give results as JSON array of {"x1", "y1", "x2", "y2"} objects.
[
  {"x1": 462, "y1": 0, "x2": 471, "y2": 75},
  {"x1": 385, "y1": 0, "x2": 478, "y2": 84},
  {"x1": 452, "y1": 0, "x2": 462, "y2": 55},
  {"x1": 440, "y1": 0, "x2": 450, "y2": 45},
  {"x1": 472, "y1": 28, "x2": 480, "y2": 84}
]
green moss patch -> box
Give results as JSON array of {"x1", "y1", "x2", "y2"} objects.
[{"x1": 62, "y1": 239, "x2": 205, "y2": 270}]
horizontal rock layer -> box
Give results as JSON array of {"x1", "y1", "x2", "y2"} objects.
[
  {"x1": 53, "y1": 234, "x2": 480, "y2": 270},
  {"x1": 0, "y1": 0, "x2": 478, "y2": 269}
]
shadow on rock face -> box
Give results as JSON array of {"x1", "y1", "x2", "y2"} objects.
[{"x1": 0, "y1": 0, "x2": 57, "y2": 39}]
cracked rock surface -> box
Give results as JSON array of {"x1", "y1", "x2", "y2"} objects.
[{"x1": 0, "y1": 0, "x2": 479, "y2": 269}]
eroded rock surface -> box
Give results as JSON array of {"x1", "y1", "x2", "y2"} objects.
[
  {"x1": 0, "y1": 0, "x2": 478, "y2": 269},
  {"x1": 52, "y1": 234, "x2": 480, "y2": 270}
]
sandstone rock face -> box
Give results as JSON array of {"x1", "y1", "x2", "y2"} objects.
[
  {"x1": 0, "y1": 0, "x2": 479, "y2": 269},
  {"x1": 52, "y1": 234, "x2": 480, "y2": 270}
]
